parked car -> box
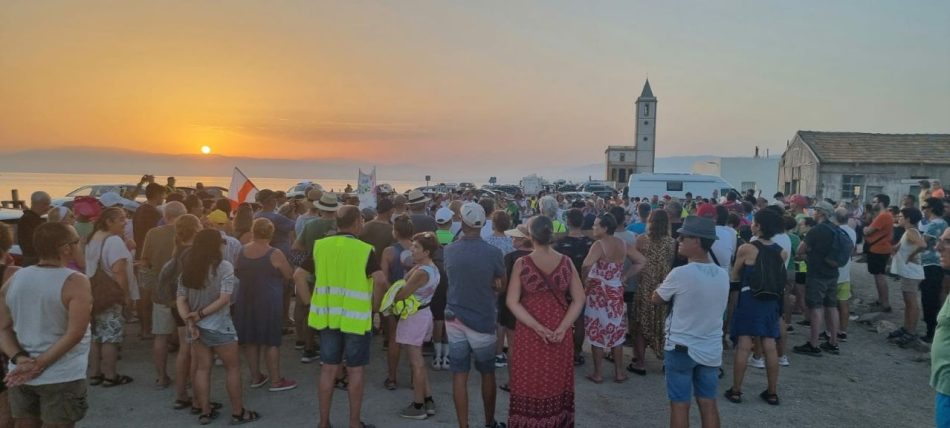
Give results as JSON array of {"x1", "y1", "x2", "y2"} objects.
[
  {"x1": 177, "y1": 186, "x2": 228, "y2": 199},
  {"x1": 52, "y1": 184, "x2": 140, "y2": 207},
  {"x1": 286, "y1": 181, "x2": 324, "y2": 199}
]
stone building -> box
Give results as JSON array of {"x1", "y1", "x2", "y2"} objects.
[
  {"x1": 778, "y1": 131, "x2": 950, "y2": 204},
  {"x1": 606, "y1": 79, "x2": 656, "y2": 185}
]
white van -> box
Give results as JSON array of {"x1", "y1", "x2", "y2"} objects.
[{"x1": 627, "y1": 173, "x2": 735, "y2": 200}]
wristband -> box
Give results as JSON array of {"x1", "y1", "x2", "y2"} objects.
[{"x1": 11, "y1": 350, "x2": 29, "y2": 365}]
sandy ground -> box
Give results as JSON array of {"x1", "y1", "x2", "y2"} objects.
[{"x1": 78, "y1": 263, "x2": 934, "y2": 427}]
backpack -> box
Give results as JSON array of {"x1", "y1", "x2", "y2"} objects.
[
  {"x1": 154, "y1": 251, "x2": 186, "y2": 306},
  {"x1": 824, "y1": 223, "x2": 854, "y2": 268},
  {"x1": 749, "y1": 241, "x2": 787, "y2": 300}
]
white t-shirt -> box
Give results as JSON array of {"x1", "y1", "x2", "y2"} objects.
[
  {"x1": 85, "y1": 234, "x2": 140, "y2": 301},
  {"x1": 655, "y1": 261, "x2": 729, "y2": 367},
  {"x1": 838, "y1": 225, "x2": 856, "y2": 283},
  {"x1": 711, "y1": 226, "x2": 737, "y2": 271}
]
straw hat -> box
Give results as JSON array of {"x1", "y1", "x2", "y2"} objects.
[{"x1": 315, "y1": 193, "x2": 340, "y2": 212}]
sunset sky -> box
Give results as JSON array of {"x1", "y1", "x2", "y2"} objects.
[{"x1": 1, "y1": 1, "x2": 948, "y2": 175}]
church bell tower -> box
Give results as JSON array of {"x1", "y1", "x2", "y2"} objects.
[{"x1": 634, "y1": 79, "x2": 657, "y2": 173}]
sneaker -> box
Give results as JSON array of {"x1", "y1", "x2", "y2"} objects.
[
  {"x1": 250, "y1": 375, "x2": 270, "y2": 389},
  {"x1": 819, "y1": 342, "x2": 840, "y2": 355},
  {"x1": 888, "y1": 328, "x2": 909, "y2": 340},
  {"x1": 300, "y1": 349, "x2": 319, "y2": 364},
  {"x1": 748, "y1": 355, "x2": 765, "y2": 369},
  {"x1": 837, "y1": 332, "x2": 848, "y2": 342},
  {"x1": 294, "y1": 341, "x2": 305, "y2": 350},
  {"x1": 786, "y1": 325, "x2": 794, "y2": 332},
  {"x1": 424, "y1": 399, "x2": 436, "y2": 416},
  {"x1": 269, "y1": 378, "x2": 298, "y2": 392},
  {"x1": 778, "y1": 355, "x2": 790, "y2": 367},
  {"x1": 399, "y1": 403, "x2": 428, "y2": 420},
  {"x1": 432, "y1": 356, "x2": 442, "y2": 370},
  {"x1": 896, "y1": 333, "x2": 919, "y2": 348},
  {"x1": 792, "y1": 342, "x2": 822, "y2": 357},
  {"x1": 819, "y1": 331, "x2": 830, "y2": 342},
  {"x1": 495, "y1": 353, "x2": 508, "y2": 368},
  {"x1": 440, "y1": 356, "x2": 451, "y2": 371},
  {"x1": 487, "y1": 422, "x2": 508, "y2": 428}
]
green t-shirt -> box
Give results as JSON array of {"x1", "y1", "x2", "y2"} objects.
[
  {"x1": 436, "y1": 229, "x2": 454, "y2": 245},
  {"x1": 932, "y1": 297, "x2": 950, "y2": 395}
]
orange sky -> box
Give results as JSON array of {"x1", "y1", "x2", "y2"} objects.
[{"x1": 1, "y1": 2, "x2": 948, "y2": 172}]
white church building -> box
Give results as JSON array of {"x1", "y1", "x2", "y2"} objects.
[{"x1": 606, "y1": 79, "x2": 656, "y2": 185}]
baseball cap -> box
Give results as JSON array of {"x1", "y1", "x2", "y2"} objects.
[
  {"x1": 811, "y1": 200, "x2": 835, "y2": 217},
  {"x1": 696, "y1": 203, "x2": 717, "y2": 219},
  {"x1": 460, "y1": 202, "x2": 486, "y2": 228},
  {"x1": 435, "y1": 207, "x2": 454, "y2": 224},
  {"x1": 207, "y1": 209, "x2": 229, "y2": 225},
  {"x1": 789, "y1": 194, "x2": 808, "y2": 208},
  {"x1": 99, "y1": 192, "x2": 140, "y2": 212}
]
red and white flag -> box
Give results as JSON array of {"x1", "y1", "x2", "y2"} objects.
[{"x1": 229, "y1": 167, "x2": 258, "y2": 209}]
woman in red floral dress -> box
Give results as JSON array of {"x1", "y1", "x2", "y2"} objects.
[
  {"x1": 583, "y1": 214, "x2": 646, "y2": 383},
  {"x1": 506, "y1": 216, "x2": 586, "y2": 428}
]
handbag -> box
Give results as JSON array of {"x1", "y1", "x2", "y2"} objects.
[{"x1": 90, "y1": 237, "x2": 126, "y2": 315}]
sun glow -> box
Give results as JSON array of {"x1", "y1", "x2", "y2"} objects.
[{"x1": 200, "y1": 145, "x2": 211, "y2": 155}]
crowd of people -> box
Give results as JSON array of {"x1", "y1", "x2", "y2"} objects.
[{"x1": 0, "y1": 174, "x2": 949, "y2": 427}]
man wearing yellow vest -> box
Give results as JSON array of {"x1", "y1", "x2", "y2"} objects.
[{"x1": 294, "y1": 205, "x2": 387, "y2": 428}]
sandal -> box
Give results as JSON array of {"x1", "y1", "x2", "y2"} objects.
[
  {"x1": 230, "y1": 408, "x2": 261, "y2": 425},
  {"x1": 199, "y1": 409, "x2": 219, "y2": 425},
  {"x1": 723, "y1": 388, "x2": 743, "y2": 403},
  {"x1": 626, "y1": 363, "x2": 646, "y2": 376},
  {"x1": 191, "y1": 402, "x2": 223, "y2": 415},
  {"x1": 759, "y1": 390, "x2": 780, "y2": 406},
  {"x1": 154, "y1": 375, "x2": 171, "y2": 390},
  {"x1": 173, "y1": 399, "x2": 192, "y2": 410},
  {"x1": 335, "y1": 376, "x2": 349, "y2": 391},
  {"x1": 383, "y1": 378, "x2": 396, "y2": 391},
  {"x1": 101, "y1": 374, "x2": 134, "y2": 387},
  {"x1": 499, "y1": 383, "x2": 510, "y2": 392},
  {"x1": 89, "y1": 374, "x2": 104, "y2": 386}
]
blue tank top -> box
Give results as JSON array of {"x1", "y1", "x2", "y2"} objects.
[{"x1": 388, "y1": 242, "x2": 407, "y2": 282}]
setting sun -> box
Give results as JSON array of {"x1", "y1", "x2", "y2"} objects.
[{"x1": 200, "y1": 145, "x2": 211, "y2": 155}]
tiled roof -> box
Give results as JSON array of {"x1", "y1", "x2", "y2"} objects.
[{"x1": 797, "y1": 131, "x2": 950, "y2": 165}]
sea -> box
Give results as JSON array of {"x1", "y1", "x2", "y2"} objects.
[{"x1": 0, "y1": 172, "x2": 427, "y2": 204}]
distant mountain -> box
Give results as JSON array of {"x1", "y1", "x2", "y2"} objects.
[{"x1": 0, "y1": 147, "x2": 720, "y2": 184}]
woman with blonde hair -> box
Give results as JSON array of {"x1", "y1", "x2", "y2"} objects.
[{"x1": 234, "y1": 218, "x2": 297, "y2": 392}]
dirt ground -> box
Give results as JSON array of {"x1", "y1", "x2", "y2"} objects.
[{"x1": 78, "y1": 262, "x2": 934, "y2": 427}]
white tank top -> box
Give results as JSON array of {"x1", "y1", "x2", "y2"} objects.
[
  {"x1": 5, "y1": 266, "x2": 91, "y2": 385},
  {"x1": 890, "y1": 230, "x2": 925, "y2": 280}
]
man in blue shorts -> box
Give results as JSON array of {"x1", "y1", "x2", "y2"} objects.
[
  {"x1": 653, "y1": 216, "x2": 728, "y2": 428},
  {"x1": 444, "y1": 202, "x2": 507, "y2": 428}
]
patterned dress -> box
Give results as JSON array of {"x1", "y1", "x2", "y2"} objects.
[
  {"x1": 509, "y1": 256, "x2": 575, "y2": 428},
  {"x1": 633, "y1": 236, "x2": 675, "y2": 359},
  {"x1": 584, "y1": 258, "x2": 626, "y2": 349}
]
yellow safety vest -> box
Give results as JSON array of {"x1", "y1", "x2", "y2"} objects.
[
  {"x1": 309, "y1": 235, "x2": 374, "y2": 334},
  {"x1": 552, "y1": 220, "x2": 567, "y2": 233}
]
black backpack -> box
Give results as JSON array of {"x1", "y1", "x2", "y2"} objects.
[{"x1": 749, "y1": 241, "x2": 787, "y2": 300}]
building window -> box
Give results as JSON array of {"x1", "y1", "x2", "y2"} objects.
[
  {"x1": 667, "y1": 181, "x2": 683, "y2": 192},
  {"x1": 784, "y1": 182, "x2": 792, "y2": 195},
  {"x1": 644, "y1": 121, "x2": 649, "y2": 126},
  {"x1": 741, "y1": 182, "x2": 756, "y2": 192},
  {"x1": 643, "y1": 137, "x2": 648, "y2": 142},
  {"x1": 866, "y1": 186, "x2": 883, "y2": 202},
  {"x1": 619, "y1": 153, "x2": 625, "y2": 162},
  {"x1": 644, "y1": 104, "x2": 650, "y2": 117},
  {"x1": 841, "y1": 175, "x2": 864, "y2": 200}
]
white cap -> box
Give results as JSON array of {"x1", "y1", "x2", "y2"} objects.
[
  {"x1": 460, "y1": 202, "x2": 486, "y2": 228},
  {"x1": 435, "y1": 207, "x2": 454, "y2": 224},
  {"x1": 99, "y1": 192, "x2": 139, "y2": 211}
]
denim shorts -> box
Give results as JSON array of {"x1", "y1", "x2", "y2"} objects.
[
  {"x1": 937, "y1": 392, "x2": 950, "y2": 428},
  {"x1": 195, "y1": 326, "x2": 238, "y2": 348},
  {"x1": 446, "y1": 318, "x2": 496, "y2": 374},
  {"x1": 664, "y1": 349, "x2": 719, "y2": 403},
  {"x1": 319, "y1": 329, "x2": 372, "y2": 367}
]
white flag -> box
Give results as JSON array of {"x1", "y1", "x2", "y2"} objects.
[
  {"x1": 358, "y1": 167, "x2": 377, "y2": 209},
  {"x1": 228, "y1": 167, "x2": 258, "y2": 209}
]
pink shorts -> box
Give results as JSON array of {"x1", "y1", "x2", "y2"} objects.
[{"x1": 396, "y1": 307, "x2": 433, "y2": 347}]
